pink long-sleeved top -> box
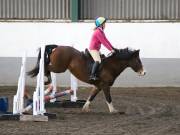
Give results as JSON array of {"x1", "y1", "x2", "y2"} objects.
[{"x1": 89, "y1": 27, "x2": 113, "y2": 51}]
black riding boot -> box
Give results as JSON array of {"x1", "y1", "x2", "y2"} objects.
[{"x1": 89, "y1": 61, "x2": 100, "y2": 81}]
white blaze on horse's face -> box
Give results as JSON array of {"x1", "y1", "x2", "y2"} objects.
[{"x1": 128, "y1": 49, "x2": 146, "y2": 76}]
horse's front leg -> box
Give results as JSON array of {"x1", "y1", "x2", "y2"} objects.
[
  {"x1": 103, "y1": 86, "x2": 118, "y2": 113},
  {"x1": 82, "y1": 87, "x2": 101, "y2": 112}
]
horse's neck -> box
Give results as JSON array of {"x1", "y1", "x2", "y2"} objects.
[{"x1": 106, "y1": 57, "x2": 129, "y2": 77}]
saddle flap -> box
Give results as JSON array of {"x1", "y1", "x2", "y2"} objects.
[{"x1": 84, "y1": 48, "x2": 92, "y2": 59}]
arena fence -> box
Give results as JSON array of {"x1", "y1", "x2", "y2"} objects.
[{"x1": 0, "y1": 0, "x2": 180, "y2": 21}]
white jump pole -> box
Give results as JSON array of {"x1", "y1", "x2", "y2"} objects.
[
  {"x1": 49, "y1": 72, "x2": 57, "y2": 102},
  {"x1": 70, "y1": 74, "x2": 78, "y2": 102},
  {"x1": 13, "y1": 52, "x2": 26, "y2": 115},
  {"x1": 48, "y1": 73, "x2": 78, "y2": 102},
  {"x1": 33, "y1": 46, "x2": 46, "y2": 115},
  {"x1": 70, "y1": 45, "x2": 78, "y2": 102},
  {"x1": 49, "y1": 72, "x2": 78, "y2": 102}
]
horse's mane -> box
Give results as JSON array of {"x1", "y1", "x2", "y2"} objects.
[
  {"x1": 81, "y1": 47, "x2": 138, "y2": 63},
  {"x1": 108, "y1": 47, "x2": 137, "y2": 60}
]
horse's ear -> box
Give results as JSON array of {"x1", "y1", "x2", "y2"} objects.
[{"x1": 132, "y1": 50, "x2": 140, "y2": 57}]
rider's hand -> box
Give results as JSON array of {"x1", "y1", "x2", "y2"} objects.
[{"x1": 111, "y1": 49, "x2": 115, "y2": 53}]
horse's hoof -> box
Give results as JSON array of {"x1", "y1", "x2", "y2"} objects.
[
  {"x1": 110, "y1": 109, "x2": 119, "y2": 114},
  {"x1": 82, "y1": 107, "x2": 90, "y2": 112},
  {"x1": 110, "y1": 110, "x2": 125, "y2": 114}
]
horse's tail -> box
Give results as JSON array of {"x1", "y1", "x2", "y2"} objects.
[
  {"x1": 27, "y1": 44, "x2": 58, "y2": 78},
  {"x1": 27, "y1": 48, "x2": 41, "y2": 77}
]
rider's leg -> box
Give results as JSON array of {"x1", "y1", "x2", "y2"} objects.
[
  {"x1": 89, "y1": 50, "x2": 101, "y2": 81},
  {"x1": 90, "y1": 61, "x2": 100, "y2": 80}
]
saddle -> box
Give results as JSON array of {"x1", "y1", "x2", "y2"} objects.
[
  {"x1": 82, "y1": 49, "x2": 106, "y2": 75},
  {"x1": 83, "y1": 48, "x2": 106, "y2": 62}
]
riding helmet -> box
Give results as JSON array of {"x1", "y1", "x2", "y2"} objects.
[{"x1": 95, "y1": 17, "x2": 107, "y2": 27}]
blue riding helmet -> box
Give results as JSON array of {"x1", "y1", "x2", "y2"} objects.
[{"x1": 95, "y1": 17, "x2": 107, "y2": 27}]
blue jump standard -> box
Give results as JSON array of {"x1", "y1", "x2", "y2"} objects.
[
  {"x1": 0, "y1": 97, "x2": 9, "y2": 113},
  {"x1": 0, "y1": 97, "x2": 56, "y2": 120}
]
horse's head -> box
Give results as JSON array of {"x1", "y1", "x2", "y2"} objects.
[
  {"x1": 112, "y1": 47, "x2": 146, "y2": 76},
  {"x1": 128, "y1": 49, "x2": 146, "y2": 76}
]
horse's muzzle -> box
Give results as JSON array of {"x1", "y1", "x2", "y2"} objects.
[{"x1": 137, "y1": 68, "x2": 146, "y2": 76}]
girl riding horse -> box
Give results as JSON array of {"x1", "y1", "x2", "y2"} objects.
[
  {"x1": 28, "y1": 18, "x2": 146, "y2": 113},
  {"x1": 89, "y1": 17, "x2": 116, "y2": 81}
]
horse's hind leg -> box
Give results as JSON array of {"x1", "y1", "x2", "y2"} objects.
[
  {"x1": 44, "y1": 67, "x2": 52, "y2": 85},
  {"x1": 45, "y1": 64, "x2": 67, "y2": 85},
  {"x1": 44, "y1": 64, "x2": 59, "y2": 85},
  {"x1": 82, "y1": 87, "x2": 101, "y2": 112},
  {"x1": 45, "y1": 73, "x2": 51, "y2": 85},
  {"x1": 102, "y1": 86, "x2": 118, "y2": 113}
]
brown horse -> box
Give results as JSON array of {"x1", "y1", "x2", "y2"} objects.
[{"x1": 28, "y1": 45, "x2": 146, "y2": 113}]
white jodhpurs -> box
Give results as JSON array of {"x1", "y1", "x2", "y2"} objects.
[{"x1": 89, "y1": 50, "x2": 101, "y2": 63}]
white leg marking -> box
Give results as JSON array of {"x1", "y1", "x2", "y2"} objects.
[
  {"x1": 106, "y1": 102, "x2": 118, "y2": 113},
  {"x1": 82, "y1": 100, "x2": 91, "y2": 112}
]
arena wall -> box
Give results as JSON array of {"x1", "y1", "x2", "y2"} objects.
[{"x1": 0, "y1": 22, "x2": 179, "y2": 87}]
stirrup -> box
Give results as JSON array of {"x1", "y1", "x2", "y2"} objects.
[{"x1": 89, "y1": 75, "x2": 99, "y2": 81}]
